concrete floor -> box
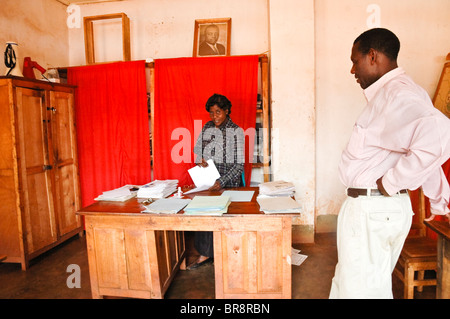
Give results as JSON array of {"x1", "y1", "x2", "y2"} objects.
[{"x1": 0, "y1": 232, "x2": 436, "y2": 299}]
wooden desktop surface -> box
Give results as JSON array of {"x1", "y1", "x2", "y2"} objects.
[
  {"x1": 79, "y1": 186, "x2": 264, "y2": 216},
  {"x1": 424, "y1": 220, "x2": 450, "y2": 241}
]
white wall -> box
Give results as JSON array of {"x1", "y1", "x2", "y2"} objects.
[
  {"x1": 67, "y1": 0, "x2": 269, "y2": 65},
  {"x1": 269, "y1": 0, "x2": 316, "y2": 231},
  {"x1": 315, "y1": 0, "x2": 450, "y2": 221}
]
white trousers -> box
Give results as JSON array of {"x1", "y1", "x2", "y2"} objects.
[{"x1": 329, "y1": 192, "x2": 413, "y2": 299}]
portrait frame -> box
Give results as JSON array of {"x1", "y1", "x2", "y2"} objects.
[
  {"x1": 432, "y1": 54, "x2": 450, "y2": 118},
  {"x1": 193, "y1": 18, "x2": 231, "y2": 57}
]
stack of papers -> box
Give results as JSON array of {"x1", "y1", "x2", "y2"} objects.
[
  {"x1": 95, "y1": 185, "x2": 138, "y2": 201},
  {"x1": 259, "y1": 180, "x2": 295, "y2": 197},
  {"x1": 142, "y1": 198, "x2": 191, "y2": 214},
  {"x1": 257, "y1": 196, "x2": 301, "y2": 214},
  {"x1": 183, "y1": 195, "x2": 231, "y2": 216},
  {"x1": 137, "y1": 180, "x2": 178, "y2": 198}
]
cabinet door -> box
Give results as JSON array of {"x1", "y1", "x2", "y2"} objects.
[
  {"x1": 15, "y1": 87, "x2": 57, "y2": 253},
  {"x1": 48, "y1": 91, "x2": 81, "y2": 236}
]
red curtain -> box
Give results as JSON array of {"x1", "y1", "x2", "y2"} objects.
[
  {"x1": 68, "y1": 61, "x2": 151, "y2": 207},
  {"x1": 153, "y1": 56, "x2": 259, "y2": 186}
]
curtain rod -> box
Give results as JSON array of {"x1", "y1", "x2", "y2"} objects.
[{"x1": 57, "y1": 53, "x2": 268, "y2": 71}]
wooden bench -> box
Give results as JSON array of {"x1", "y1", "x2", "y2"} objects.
[{"x1": 394, "y1": 237, "x2": 437, "y2": 299}]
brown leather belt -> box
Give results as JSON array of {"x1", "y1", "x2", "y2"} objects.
[{"x1": 347, "y1": 188, "x2": 408, "y2": 198}]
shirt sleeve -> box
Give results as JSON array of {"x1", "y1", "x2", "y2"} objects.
[
  {"x1": 382, "y1": 116, "x2": 450, "y2": 214},
  {"x1": 421, "y1": 167, "x2": 450, "y2": 215}
]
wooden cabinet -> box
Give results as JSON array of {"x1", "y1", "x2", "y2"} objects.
[{"x1": 0, "y1": 76, "x2": 82, "y2": 270}]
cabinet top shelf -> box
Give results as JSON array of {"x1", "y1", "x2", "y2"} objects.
[{"x1": 0, "y1": 76, "x2": 76, "y2": 90}]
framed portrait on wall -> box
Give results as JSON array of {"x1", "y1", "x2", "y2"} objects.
[
  {"x1": 193, "y1": 18, "x2": 231, "y2": 57},
  {"x1": 432, "y1": 54, "x2": 450, "y2": 118}
]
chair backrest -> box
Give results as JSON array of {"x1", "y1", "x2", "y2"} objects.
[{"x1": 408, "y1": 187, "x2": 427, "y2": 238}]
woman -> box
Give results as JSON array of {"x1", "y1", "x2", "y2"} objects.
[{"x1": 188, "y1": 93, "x2": 245, "y2": 270}]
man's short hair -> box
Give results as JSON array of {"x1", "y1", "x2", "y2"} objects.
[{"x1": 354, "y1": 28, "x2": 400, "y2": 61}]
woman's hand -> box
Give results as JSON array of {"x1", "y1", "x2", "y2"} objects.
[
  {"x1": 198, "y1": 158, "x2": 209, "y2": 168},
  {"x1": 425, "y1": 212, "x2": 450, "y2": 226},
  {"x1": 208, "y1": 180, "x2": 222, "y2": 191}
]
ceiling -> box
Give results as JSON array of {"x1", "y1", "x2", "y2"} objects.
[{"x1": 56, "y1": 0, "x2": 124, "y2": 5}]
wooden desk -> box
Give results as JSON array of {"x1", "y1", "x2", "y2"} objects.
[
  {"x1": 78, "y1": 187, "x2": 293, "y2": 299},
  {"x1": 424, "y1": 220, "x2": 450, "y2": 299}
]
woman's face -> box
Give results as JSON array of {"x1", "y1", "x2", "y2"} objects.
[{"x1": 209, "y1": 104, "x2": 228, "y2": 127}]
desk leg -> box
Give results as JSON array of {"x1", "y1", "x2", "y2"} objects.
[
  {"x1": 84, "y1": 223, "x2": 103, "y2": 299},
  {"x1": 213, "y1": 220, "x2": 291, "y2": 299},
  {"x1": 437, "y1": 235, "x2": 450, "y2": 299}
]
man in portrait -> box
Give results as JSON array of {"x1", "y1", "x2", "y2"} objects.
[{"x1": 198, "y1": 24, "x2": 226, "y2": 56}]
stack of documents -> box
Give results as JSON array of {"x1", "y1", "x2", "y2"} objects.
[
  {"x1": 137, "y1": 180, "x2": 178, "y2": 198},
  {"x1": 142, "y1": 198, "x2": 191, "y2": 214},
  {"x1": 259, "y1": 180, "x2": 296, "y2": 197},
  {"x1": 183, "y1": 195, "x2": 231, "y2": 216},
  {"x1": 95, "y1": 185, "x2": 138, "y2": 201},
  {"x1": 257, "y1": 196, "x2": 301, "y2": 214}
]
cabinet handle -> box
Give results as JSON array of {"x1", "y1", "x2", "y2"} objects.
[
  {"x1": 47, "y1": 107, "x2": 56, "y2": 113},
  {"x1": 43, "y1": 165, "x2": 53, "y2": 170}
]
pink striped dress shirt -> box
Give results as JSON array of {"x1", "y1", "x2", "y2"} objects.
[{"x1": 339, "y1": 67, "x2": 450, "y2": 215}]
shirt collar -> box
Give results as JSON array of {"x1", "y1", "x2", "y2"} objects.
[{"x1": 363, "y1": 67, "x2": 405, "y2": 102}]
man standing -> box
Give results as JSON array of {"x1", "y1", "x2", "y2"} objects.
[{"x1": 330, "y1": 28, "x2": 450, "y2": 298}]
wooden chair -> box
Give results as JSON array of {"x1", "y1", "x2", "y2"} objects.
[{"x1": 393, "y1": 188, "x2": 437, "y2": 299}]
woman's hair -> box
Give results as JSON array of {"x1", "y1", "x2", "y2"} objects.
[
  {"x1": 205, "y1": 93, "x2": 232, "y2": 114},
  {"x1": 354, "y1": 28, "x2": 400, "y2": 61}
]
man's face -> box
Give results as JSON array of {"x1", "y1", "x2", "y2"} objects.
[
  {"x1": 350, "y1": 42, "x2": 378, "y2": 90},
  {"x1": 205, "y1": 26, "x2": 219, "y2": 44}
]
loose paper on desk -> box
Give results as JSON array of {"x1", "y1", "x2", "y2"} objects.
[
  {"x1": 184, "y1": 159, "x2": 220, "y2": 194},
  {"x1": 142, "y1": 197, "x2": 191, "y2": 214},
  {"x1": 221, "y1": 190, "x2": 254, "y2": 202}
]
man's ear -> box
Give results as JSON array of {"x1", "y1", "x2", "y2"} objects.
[{"x1": 368, "y1": 48, "x2": 378, "y2": 64}]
